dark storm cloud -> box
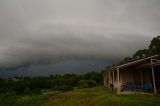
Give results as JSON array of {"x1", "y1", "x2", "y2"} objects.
[
  {"x1": 0, "y1": 59, "x2": 112, "y2": 78},
  {"x1": 0, "y1": 0, "x2": 160, "y2": 69}
]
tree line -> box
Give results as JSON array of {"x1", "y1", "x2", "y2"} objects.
[
  {"x1": 0, "y1": 71, "x2": 103, "y2": 95},
  {"x1": 119, "y1": 36, "x2": 160, "y2": 64}
]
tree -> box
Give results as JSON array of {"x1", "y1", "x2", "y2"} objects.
[
  {"x1": 133, "y1": 49, "x2": 150, "y2": 59},
  {"x1": 77, "y1": 80, "x2": 97, "y2": 88},
  {"x1": 149, "y1": 36, "x2": 160, "y2": 55},
  {"x1": 119, "y1": 57, "x2": 133, "y2": 64}
]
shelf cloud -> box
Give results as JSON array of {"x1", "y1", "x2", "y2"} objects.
[{"x1": 0, "y1": 0, "x2": 160, "y2": 69}]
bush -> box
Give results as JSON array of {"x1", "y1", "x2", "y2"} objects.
[
  {"x1": 32, "y1": 88, "x2": 42, "y2": 94},
  {"x1": 77, "y1": 80, "x2": 97, "y2": 88},
  {"x1": 54, "y1": 85, "x2": 73, "y2": 92},
  {"x1": 23, "y1": 88, "x2": 33, "y2": 95}
]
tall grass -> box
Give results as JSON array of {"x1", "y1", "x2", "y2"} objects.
[{"x1": 0, "y1": 93, "x2": 45, "y2": 106}]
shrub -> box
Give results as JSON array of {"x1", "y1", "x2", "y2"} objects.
[
  {"x1": 77, "y1": 80, "x2": 97, "y2": 88},
  {"x1": 23, "y1": 88, "x2": 33, "y2": 95},
  {"x1": 32, "y1": 88, "x2": 42, "y2": 94},
  {"x1": 54, "y1": 85, "x2": 73, "y2": 92}
]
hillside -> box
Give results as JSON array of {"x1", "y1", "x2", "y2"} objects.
[{"x1": 1, "y1": 86, "x2": 160, "y2": 106}]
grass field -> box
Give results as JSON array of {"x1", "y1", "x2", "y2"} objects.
[{"x1": 0, "y1": 86, "x2": 160, "y2": 106}]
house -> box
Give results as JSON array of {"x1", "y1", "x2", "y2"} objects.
[{"x1": 103, "y1": 55, "x2": 160, "y2": 94}]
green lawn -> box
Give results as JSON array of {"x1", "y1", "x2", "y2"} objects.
[{"x1": 0, "y1": 86, "x2": 160, "y2": 106}]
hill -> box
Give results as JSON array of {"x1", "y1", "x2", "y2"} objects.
[{"x1": 1, "y1": 86, "x2": 160, "y2": 106}]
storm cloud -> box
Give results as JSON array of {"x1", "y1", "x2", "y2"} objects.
[{"x1": 0, "y1": 0, "x2": 160, "y2": 69}]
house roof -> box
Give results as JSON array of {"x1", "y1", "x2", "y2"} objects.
[{"x1": 106, "y1": 55, "x2": 159, "y2": 72}]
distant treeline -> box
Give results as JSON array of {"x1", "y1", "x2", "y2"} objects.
[
  {"x1": 0, "y1": 71, "x2": 103, "y2": 95},
  {"x1": 119, "y1": 36, "x2": 160, "y2": 65}
]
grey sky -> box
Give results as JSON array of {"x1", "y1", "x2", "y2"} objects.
[
  {"x1": 0, "y1": 59, "x2": 112, "y2": 78},
  {"x1": 0, "y1": 0, "x2": 160, "y2": 75}
]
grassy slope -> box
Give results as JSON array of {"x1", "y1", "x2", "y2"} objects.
[
  {"x1": 41, "y1": 86, "x2": 160, "y2": 106},
  {"x1": 0, "y1": 86, "x2": 160, "y2": 106}
]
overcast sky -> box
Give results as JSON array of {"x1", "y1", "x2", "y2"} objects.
[{"x1": 0, "y1": 0, "x2": 160, "y2": 78}]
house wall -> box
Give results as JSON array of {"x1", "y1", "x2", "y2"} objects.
[
  {"x1": 120, "y1": 68, "x2": 152, "y2": 84},
  {"x1": 142, "y1": 70, "x2": 152, "y2": 83},
  {"x1": 121, "y1": 69, "x2": 140, "y2": 83}
]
